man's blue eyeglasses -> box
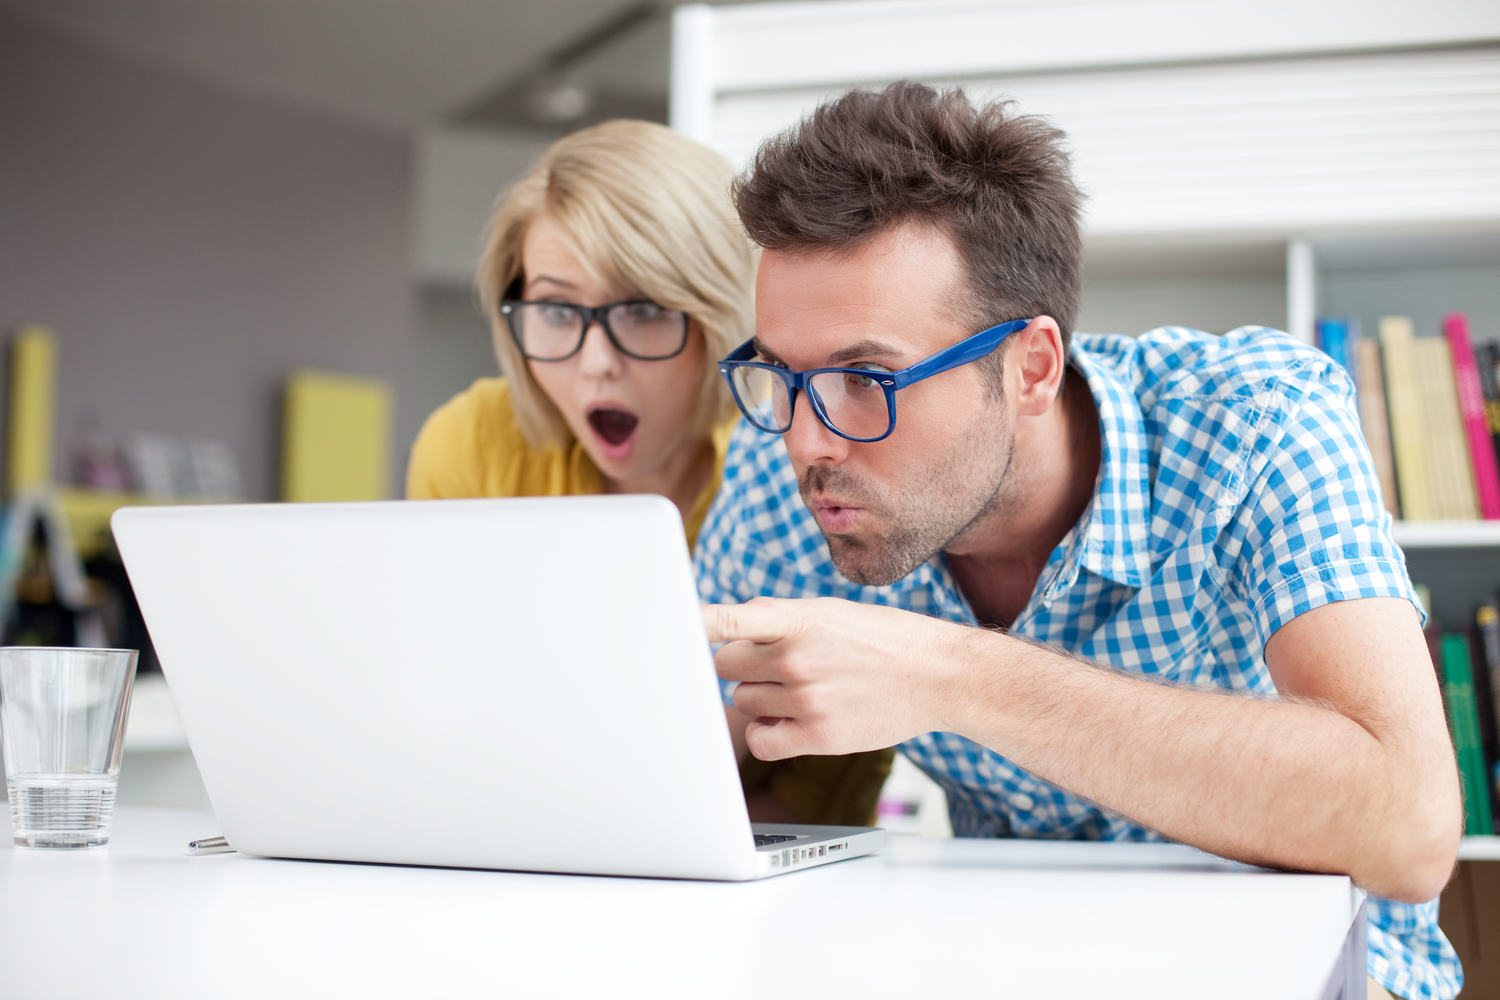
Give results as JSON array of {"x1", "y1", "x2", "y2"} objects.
[{"x1": 718, "y1": 318, "x2": 1031, "y2": 443}]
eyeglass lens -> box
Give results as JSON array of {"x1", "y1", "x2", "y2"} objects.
[
  {"x1": 730, "y1": 367, "x2": 892, "y2": 439},
  {"x1": 513, "y1": 302, "x2": 687, "y2": 360}
]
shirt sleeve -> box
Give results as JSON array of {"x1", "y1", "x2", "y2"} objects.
[{"x1": 1231, "y1": 357, "x2": 1421, "y2": 645}]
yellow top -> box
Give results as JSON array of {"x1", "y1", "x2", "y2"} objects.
[{"x1": 406, "y1": 378, "x2": 731, "y2": 548}]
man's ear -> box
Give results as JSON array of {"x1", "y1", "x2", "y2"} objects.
[{"x1": 1011, "y1": 316, "x2": 1066, "y2": 416}]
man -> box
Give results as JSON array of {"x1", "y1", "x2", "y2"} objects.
[{"x1": 695, "y1": 83, "x2": 1461, "y2": 999}]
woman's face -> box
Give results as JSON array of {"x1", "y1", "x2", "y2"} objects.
[{"x1": 520, "y1": 214, "x2": 708, "y2": 487}]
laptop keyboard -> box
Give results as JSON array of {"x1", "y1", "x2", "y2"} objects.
[{"x1": 754, "y1": 834, "x2": 798, "y2": 847}]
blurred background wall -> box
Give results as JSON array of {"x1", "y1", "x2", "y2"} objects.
[
  {"x1": 0, "y1": 0, "x2": 674, "y2": 498},
  {"x1": 0, "y1": 11, "x2": 413, "y2": 500}
]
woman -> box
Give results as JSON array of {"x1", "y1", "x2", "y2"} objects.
[{"x1": 407, "y1": 120, "x2": 890, "y2": 826}]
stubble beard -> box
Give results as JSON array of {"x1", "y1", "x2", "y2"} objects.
[{"x1": 798, "y1": 412, "x2": 1015, "y2": 587}]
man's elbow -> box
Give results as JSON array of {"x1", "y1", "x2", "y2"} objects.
[{"x1": 1362, "y1": 798, "x2": 1461, "y2": 904}]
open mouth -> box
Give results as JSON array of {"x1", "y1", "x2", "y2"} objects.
[{"x1": 587, "y1": 406, "x2": 639, "y2": 446}]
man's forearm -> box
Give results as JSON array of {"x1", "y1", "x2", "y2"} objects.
[
  {"x1": 940, "y1": 626, "x2": 1457, "y2": 902},
  {"x1": 705, "y1": 595, "x2": 1459, "y2": 901}
]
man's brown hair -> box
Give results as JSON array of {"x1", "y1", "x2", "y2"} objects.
[{"x1": 734, "y1": 82, "x2": 1083, "y2": 358}]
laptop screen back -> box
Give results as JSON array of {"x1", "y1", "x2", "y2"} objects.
[{"x1": 112, "y1": 495, "x2": 756, "y2": 879}]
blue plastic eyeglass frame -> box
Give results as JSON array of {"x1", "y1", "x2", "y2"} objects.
[{"x1": 718, "y1": 317, "x2": 1032, "y2": 443}]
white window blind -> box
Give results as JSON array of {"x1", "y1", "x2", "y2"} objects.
[{"x1": 712, "y1": 46, "x2": 1500, "y2": 237}]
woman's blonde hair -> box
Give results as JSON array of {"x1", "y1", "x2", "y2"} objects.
[{"x1": 477, "y1": 120, "x2": 756, "y2": 449}]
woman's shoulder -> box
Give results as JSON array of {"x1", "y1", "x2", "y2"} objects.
[
  {"x1": 438, "y1": 376, "x2": 519, "y2": 430},
  {"x1": 406, "y1": 377, "x2": 550, "y2": 499},
  {"x1": 417, "y1": 377, "x2": 523, "y2": 456}
]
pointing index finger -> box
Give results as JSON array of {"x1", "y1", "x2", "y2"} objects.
[{"x1": 701, "y1": 599, "x2": 792, "y2": 644}]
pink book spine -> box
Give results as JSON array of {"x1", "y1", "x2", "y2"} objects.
[{"x1": 1445, "y1": 313, "x2": 1500, "y2": 519}]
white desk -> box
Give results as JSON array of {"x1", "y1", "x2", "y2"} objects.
[{"x1": 0, "y1": 807, "x2": 1365, "y2": 1000}]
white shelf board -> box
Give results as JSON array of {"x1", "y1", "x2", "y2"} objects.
[
  {"x1": 1459, "y1": 836, "x2": 1500, "y2": 861},
  {"x1": 1390, "y1": 522, "x2": 1500, "y2": 549}
]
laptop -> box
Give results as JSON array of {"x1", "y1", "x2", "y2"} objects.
[{"x1": 111, "y1": 494, "x2": 884, "y2": 880}]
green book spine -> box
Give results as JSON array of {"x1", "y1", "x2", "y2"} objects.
[{"x1": 1441, "y1": 633, "x2": 1494, "y2": 836}]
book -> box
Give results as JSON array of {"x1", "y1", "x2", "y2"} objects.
[
  {"x1": 1316, "y1": 316, "x2": 1350, "y2": 372},
  {"x1": 1353, "y1": 338, "x2": 1400, "y2": 518},
  {"x1": 1469, "y1": 609, "x2": 1499, "y2": 828},
  {"x1": 1344, "y1": 315, "x2": 1363, "y2": 397},
  {"x1": 1477, "y1": 341, "x2": 1500, "y2": 481},
  {"x1": 1443, "y1": 315, "x2": 1500, "y2": 519},
  {"x1": 1476, "y1": 603, "x2": 1500, "y2": 825},
  {"x1": 1379, "y1": 317, "x2": 1436, "y2": 520},
  {"x1": 1441, "y1": 632, "x2": 1494, "y2": 836},
  {"x1": 1412, "y1": 336, "x2": 1478, "y2": 520}
]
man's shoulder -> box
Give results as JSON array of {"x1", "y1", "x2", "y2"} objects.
[
  {"x1": 1074, "y1": 325, "x2": 1369, "y2": 539},
  {"x1": 1075, "y1": 326, "x2": 1345, "y2": 411}
]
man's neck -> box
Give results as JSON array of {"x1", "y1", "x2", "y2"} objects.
[{"x1": 944, "y1": 366, "x2": 1101, "y2": 628}]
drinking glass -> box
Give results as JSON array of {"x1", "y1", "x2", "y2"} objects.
[{"x1": 0, "y1": 647, "x2": 139, "y2": 848}]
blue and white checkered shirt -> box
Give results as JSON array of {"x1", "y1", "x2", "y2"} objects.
[{"x1": 694, "y1": 326, "x2": 1460, "y2": 999}]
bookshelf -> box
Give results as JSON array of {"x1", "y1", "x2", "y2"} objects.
[
  {"x1": 1397, "y1": 523, "x2": 1500, "y2": 867},
  {"x1": 1464, "y1": 837, "x2": 1500, "y2": 861},
  {"x1": 1393, "y1": 523, "x2": 1500, "y2": 549},
  {"x1": 1398, "y1": 525, "x2": 1500, "y2": 638}
]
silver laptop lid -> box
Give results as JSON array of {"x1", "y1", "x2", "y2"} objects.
[{"x1": 112, "y1": 495, "x2": 757, "y2": 879}]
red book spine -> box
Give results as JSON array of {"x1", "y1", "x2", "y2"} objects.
[{"x1": 1445, "y1": 313, "x2": 1500, "y2": 519}]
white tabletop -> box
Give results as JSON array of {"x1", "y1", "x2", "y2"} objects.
[{"x1": 0, "y1": 807, "x2": 1362, "y2": 1000}]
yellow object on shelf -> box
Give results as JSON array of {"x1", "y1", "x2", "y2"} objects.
[
  {"x1": 8, "y1": 326, "x2": 57, "y2": 495},
  {"x1": 282, "y1": 370, "x2": 392, "y2": 503}
]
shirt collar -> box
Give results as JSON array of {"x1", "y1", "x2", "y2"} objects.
[{"x1": 1042, "y1": 341, "x2": 1152, "y2": 597}]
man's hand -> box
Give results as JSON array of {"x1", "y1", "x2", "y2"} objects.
[
  {"x1": 703, "y1": 596, "x2": 964, "y2": 761},
  {"x1": 705, "y1": 593, "x2": 1459, "y2": 903}
]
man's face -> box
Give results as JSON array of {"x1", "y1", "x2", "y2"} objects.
[{"x1": 753, "y1": 225, "x2": 1016, "y2": 586}]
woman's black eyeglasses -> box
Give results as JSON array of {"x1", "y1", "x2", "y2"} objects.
[{"x1": 501, "y1": 299, "x2": 691, "y2": 362}]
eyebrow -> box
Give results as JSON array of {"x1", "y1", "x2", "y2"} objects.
[
  {"x1": 525, "y1": 275, "x2": 578, "y2": 293},
  {"x1": 828, "y1": 339, "x2": 902, "y2": 366},
  {"x1": 752, "y1": 337, "x2": 904, "y2": 369}
]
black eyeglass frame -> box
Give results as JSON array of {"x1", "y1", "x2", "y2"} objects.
[{"x1": 500, "y1": 299, "x2": 692, "y2": 362}]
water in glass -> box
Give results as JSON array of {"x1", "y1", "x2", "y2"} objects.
[{"x1": 8, "y1": 774, "x2": 118, "y2": 848}]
